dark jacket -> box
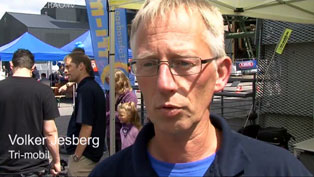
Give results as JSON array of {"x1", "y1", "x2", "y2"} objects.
[{"x1": 90, "y1": 114, "x2": 311, "y2": 177}]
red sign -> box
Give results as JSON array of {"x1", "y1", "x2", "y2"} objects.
[
  {"x1": 236, "y1": 60, "x2": 257, "y2": 70},
  {"x1": 239, "y1": 61, "x2": 254, "y2": 68},
  {"x1": 91, "y1": 60, "x2": 98, "y2": 72}
]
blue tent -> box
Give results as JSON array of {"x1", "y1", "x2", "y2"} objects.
[
  {"x1": 61, "y1": 30, "x2": 94, "y2": 57},
  {"x1": 0, "y1": 32, "x2": 68, "y2": 61}
]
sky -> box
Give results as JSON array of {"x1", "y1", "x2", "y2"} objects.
[{"x1": 0, "y1": 0, "x2": 86, "y2": 19}]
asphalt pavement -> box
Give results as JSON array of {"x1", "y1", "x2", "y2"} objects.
[
  {"x1": 56, "y1": 99, "x2": 73, "y2": 138},
  {"x1": 55, "y1": 99, "x2": 73, "y2": 169}
]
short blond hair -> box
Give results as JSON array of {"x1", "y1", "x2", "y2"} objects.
[
  {"x1": 118, "y1": 102, "x2": 142, "y2": 129},
  {"x1": 130, "y1": 0, "x2": 226, "y2": 58}
]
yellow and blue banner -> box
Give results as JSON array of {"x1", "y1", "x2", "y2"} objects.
[
  {"x1": 85, "y1": 0, "x2": 109, "y2": 89},
  {"x1": 85, "y1": 0, "x2": 129, "y2": 88},
  {"x1": 114, "y1": 8, "x2": 128, "y2": 69}
]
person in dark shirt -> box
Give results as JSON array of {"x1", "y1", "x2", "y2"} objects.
[
  {"x1": 32, "y1": 66, "x2": 40, "y2": 80},
  {"x1": 39, "y1": 73, "x2": 51, "y2": 86},
  {"x1": 0, "y1": 49, "x2": 60, "y2": 176},
  {"x1": 90, "y1": 0, "x2": 311, "y2": 176},
  {"x1": 64, "y1": 53, "x2": 106, "y2": 176}
]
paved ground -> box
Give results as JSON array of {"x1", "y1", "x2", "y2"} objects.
[
  {"x1": 56, "y1": 99, "x2": 73, "y2": 138},
  {"x1": 55, "y1": 99, "x2": 72, "y2": 163}
]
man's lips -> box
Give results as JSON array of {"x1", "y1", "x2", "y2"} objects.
[
  {"x1": 156, "y1": 103, "x2": 183, "y2": 117},
  {"x1": 156, "y1": 103, "x2": 181, "y2": 109}
]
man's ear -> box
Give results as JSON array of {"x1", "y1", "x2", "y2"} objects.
[
  {"x1": 9, "y1": 61, "x2": 13, "y2": 69},
  {"x1": 78, "y1": 62, "x2": 85, "y2": 72},
  {"x1": 214, "y1": 57, "x2": 232, "y2": 92}
]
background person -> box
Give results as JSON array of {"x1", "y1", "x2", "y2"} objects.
[
  {"x1": 57, "y1": 64, "x2": 67, "y2": 84},
  {"x1": 49, "y1": 69, "x2": 59, "y2": 87},
  {"x1": 90, "y1": 0, "x2": 311, "y2": 176},
  {"x1": 39, "y1": 73, "x2": 51, "y2": 87},
  {"x1": 72, "y1": 47, "x2": 86, "y2": 54},
  {"x1": 32, "y1": 66, "x2": 40, "y2": 81},
  {"x1": 117, "y1": 102, "x2": 142, "y2": 150},
  {"x1": 0, "y1": 49, "x2": 60, "y2": 176},
  {"x1": 105, "y1": 69, "x2": 137, "y2": 153},
  {"x1": 1, "y1": 65, "x2": 8, "y2": 78},
  {"x1": 0, "y1": 66, "x2": 6, "y2": 80},
  {"x1": 64, "y1": 53, "x2": 106, "y2": 176},
  {"x1": 58, "y1": 47, "x2": 86, "y2": 93}
]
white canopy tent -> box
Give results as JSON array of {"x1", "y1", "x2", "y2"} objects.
[
  {"x1": 108, "y1": 0, "x2": 314, "y2": 24},
  {"x1": 206, "y1": 0, "x2": 314, "y2": 25}
]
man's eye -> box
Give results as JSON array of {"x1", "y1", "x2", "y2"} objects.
[
  {"x1": 173, "y1": 60, "x2": 195, "y2": 68},
  {"x1": 141, "y1": 61, "x2": 156, "y2": 67}
]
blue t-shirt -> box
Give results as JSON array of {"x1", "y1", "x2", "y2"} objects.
[{"x1": 148, "y1": 151, "x2": 216, "y2": 177}]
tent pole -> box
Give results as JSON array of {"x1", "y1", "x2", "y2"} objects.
[
  {"x1": 49, "y1": 61, "x2": 52, "y2": 86},
  {"x1": 109, "y1": 5, "x2": 116, "y2": 156}
]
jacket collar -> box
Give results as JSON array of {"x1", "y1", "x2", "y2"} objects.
[
  {"x1": 77, "y1": 76, "x2": 94, "y2": 89},
  {"x1": 131, "y1": 114, "x2": 248, "y2": 176},
  {"x1": 132, "y1": 122, "x2": 157, "y2": 176},
  {"x1": 209, "y1": 114, "x2": 248, "y2": 176}
]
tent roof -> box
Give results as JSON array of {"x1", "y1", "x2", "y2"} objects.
[
  {"x1": 61, "y1": 30, "x2": 94, "y2": 57},
  {"x1": 207, "y1": 0, "x2": 314, "y2": 25},
  {"x1": 0, "y1": 32, "x2": 68, "y2": 61},
  {"x1": 108, "y1": 0, "x2": 144, "y2": 10},
  {"x1": 107, "y1": 0, "x2": 314, "y2": 24}
]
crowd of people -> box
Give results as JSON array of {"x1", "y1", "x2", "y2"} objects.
[
  {"x1": 0, "y1": 48, "x2": 140, "y2": 176},
  {"x1": 0, "y1": 0, "x2": 312, "y2": 176},
  {"x1": 1, "y1": 61, "x2": 66, "y2": 87}
]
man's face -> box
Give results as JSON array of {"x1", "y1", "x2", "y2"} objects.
[
  {"x1": 133, "y1": 7, "x2": 223, "y2": 135},
  {"x1": 64, "y1": 57, "x2": 80, "y2": 83}
]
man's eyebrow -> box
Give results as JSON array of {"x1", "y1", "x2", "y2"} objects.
[
  {"x1": 135, "y1": 51, "x2": 198, "y2": 59},
  {"x1": 136, "y1": 51, "x2": 156, "y2": 59},
  {"x1": 170, "y1": 53, "x2": 198, "y2": 58}
]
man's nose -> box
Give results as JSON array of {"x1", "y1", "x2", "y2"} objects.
[{"x1": 156, "y1": 64, "x2": 178, "y2": 94}]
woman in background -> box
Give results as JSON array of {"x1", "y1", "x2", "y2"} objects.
[{"x1": 106, "y1": 69, "x2": 137, "y2": 152}]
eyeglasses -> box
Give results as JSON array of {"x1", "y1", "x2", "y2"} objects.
[{"x1": 130, "y1": 57, "x2": 218, "y2": 77}]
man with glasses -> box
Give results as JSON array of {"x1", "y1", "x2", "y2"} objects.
[{"x1": 90, "y1": 0, "x2": 311, "y2": 176}]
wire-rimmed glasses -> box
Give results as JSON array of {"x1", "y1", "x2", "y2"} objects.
[{"x1": 130, "y1": 57, "x2": 218, "y2": 77}]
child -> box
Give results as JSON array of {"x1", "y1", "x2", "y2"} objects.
[
  {"x1": 105, "y1": 69, "x2": 137, "y2": 153},
  {"x1": 117, "y1": 102, "x2": 142, "y2": 150}
]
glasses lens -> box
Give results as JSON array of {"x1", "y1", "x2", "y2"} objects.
[
  {"x1": 170, "y1": 58, "x2": 201, "y2": 76},
  {"x1": 132, "y1": 59, "x2": 158, "y2": 76},
  {"x1": 130, "y1": 61, "x2": 137, "y2": 75},
  {"x1": 131, "y1": 58, "x2": 201, "y2": 76}
]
